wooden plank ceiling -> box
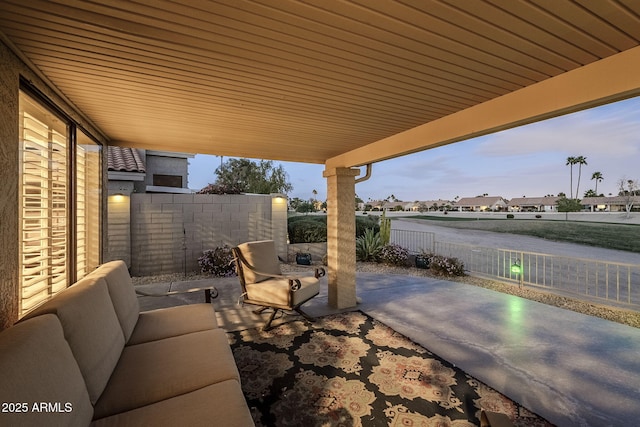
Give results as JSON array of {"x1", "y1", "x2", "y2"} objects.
[{"x1": 1, "y1": 0, "x2": 639, "y2": 165}]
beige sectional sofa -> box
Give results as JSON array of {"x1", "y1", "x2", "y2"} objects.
[{"x1": 0, "y1": 260, "x2": 254, "y2": 427}]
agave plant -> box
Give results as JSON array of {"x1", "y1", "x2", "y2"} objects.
[{"x1": 356, "y1": 228, "x2": 383, "y2": 262}]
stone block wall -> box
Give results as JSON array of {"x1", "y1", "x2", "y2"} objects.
[{"x1": 108, "y1": 193, "x2": 287, "y2": 276}]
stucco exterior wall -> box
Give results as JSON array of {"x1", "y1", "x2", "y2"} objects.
[
  {"x1": 121, "y1": 193, "x2": 287, "y2": 276},
  {"x1": 133, "y1": 150, "x2": 192, "y2": 192},
  {"x1": 0, "y1": 40, "x2": 20, "y2": 330}
]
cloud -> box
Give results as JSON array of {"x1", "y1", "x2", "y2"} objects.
[{"x1": 474, "y1": 98, "x2": 640, "y2": 158}]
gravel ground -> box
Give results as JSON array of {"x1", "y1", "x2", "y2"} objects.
[{"x1": 133, "y1": 263, "x2": 640, "y2": 329}]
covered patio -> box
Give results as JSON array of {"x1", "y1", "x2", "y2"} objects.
[
  {"x1": 1, "y1": 2, "x2": 640, "y2": 425},
  {"x1": 136, "y1": 271, "x2": 640, "y2": 426},
  {"x1": 2, "y1": 1, "x2": 640, "y2": 325}
]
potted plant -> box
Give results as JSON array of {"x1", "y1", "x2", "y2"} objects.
[
  {"x1": 296, "y1": 250, "x2": 312, "y2": 265},
  {"x1": 415, "y1": 250, "x2": 431, "y2": 269}
]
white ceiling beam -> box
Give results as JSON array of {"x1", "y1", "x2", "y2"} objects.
[{"x1": 326, "y1": 46, "x2": 640, "y2": 170}]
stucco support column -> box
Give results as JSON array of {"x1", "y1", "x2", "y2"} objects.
[{"x1": 323, "y1": 167, "x2": 359, "y2": 309}]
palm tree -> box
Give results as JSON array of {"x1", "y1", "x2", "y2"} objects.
[
  {"x1": 574, "y1": 156, "x2": 587, "y2": 198},
  {"x1": 566, "y1": 156, "x2": 577, "y2": 198},
  {"x1": 591, "y1": 171, "x2": 603, "y2": 195}
]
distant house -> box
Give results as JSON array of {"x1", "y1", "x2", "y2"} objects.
[
  {"x1": 365, "y1": 200, "x2": 407, "y2": 211},
  {"x1": 454, "y1": 196, "x2": 508, "y2": 212},
  {"x1": 413, "y1": 200, "x2": 453, "y2": 211},
  {"x1": 508, "y1": 196, "x2": 559, "y2": 212},
  {"x1": 582, "y1": 196, "x2": 640, "y2": 212},
  {"x1": 107, "y1": 148, "x2": 195, "y2": 265},
  {"x1": 108, "y1": 147, "x2": 194, "y2": 196},
  {"x1": 360, "y1": 199, "x2": 453, "y2": 212}
]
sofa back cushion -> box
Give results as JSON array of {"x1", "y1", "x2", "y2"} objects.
[
  {"x1": 0, "y1": 314, "x2": 93, "y2": 426},
  {"x1": 22, "y1": 276, "x2": 125, "y2": 405},
  {"x1": 237, "y1": 240, "x2": 282, "y2": 284},
  {"x1": 90, "y1": 260, "x2": 140, "y2": 342}
]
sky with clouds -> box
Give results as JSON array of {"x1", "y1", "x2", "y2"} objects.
[{"x1": 188, "y1": 96, "x2": 640, "y2": 202}]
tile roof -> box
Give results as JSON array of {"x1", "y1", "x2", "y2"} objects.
[
  {"x1": 454, "y1": 196, "x2": 506, "y2": 206},
  {"x1": 107, "y1": 146, "x2": 146, "y2": 173},
  {"x1": 508, "y1": 197, "x2": 559, "y2": 206},
  {"x1": 582, "y1": 196, "x2": 640, "y2": 204}
]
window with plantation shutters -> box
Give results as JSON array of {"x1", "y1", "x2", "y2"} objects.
[
  {"x1": 76, "y1": 131, "x2": 101, "y2": 279},
  {"x1": 19, "y1": 97, "x2": 69, "y2": 315},
  {"x1": 18, "y1": 90, "x2": 102, "y2": 317}
]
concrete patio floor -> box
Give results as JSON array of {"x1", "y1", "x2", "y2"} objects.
[{"x1": 136, "y1": 272, "x2": 640, "y2": 427}]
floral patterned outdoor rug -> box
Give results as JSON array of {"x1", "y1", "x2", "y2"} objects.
[{"x1": 227, "y1": 311, "x2": 554, "y2": 427}]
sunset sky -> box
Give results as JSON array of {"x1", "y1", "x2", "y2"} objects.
[{"x1": 188, "y1": 96, "x2": 640, "y2": 202}]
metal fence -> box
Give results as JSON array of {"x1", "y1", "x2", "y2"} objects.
[
  {"x1": 394, "y1": 229, "x2": 640, "y2": 308},
  {"x1": 390, "y1": 229, "x2": 435, "y2": 254}
]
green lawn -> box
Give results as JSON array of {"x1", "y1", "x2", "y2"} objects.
[{"x1": 405, "y1": 216, "x2": 640, "y2": 253}]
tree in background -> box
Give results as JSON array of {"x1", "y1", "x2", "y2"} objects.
[
  {"x1": 565, "y1": 156, "x2": 576, "y2": 198},
  {"x1": 574, "y1": 155, "x2": 588, "y2": 198},
  {"x1": 591, "y1": 171, "x2": 604, "y2": 196},
  {"x1": 556, "y1": 197, "x2": 582, "y2": 212},
  {"x1": 355, "y1": 195, "x2": 364, "y2": 210},
  {"x1": 618, "y1": 177, "x2": 640, "y2": 218},
  {"x1": 565, "y1": 155, "x2": 587, "y2": 199},
  {"x1": 198, "y1": 158, "x2": 292, "y2": 195}
]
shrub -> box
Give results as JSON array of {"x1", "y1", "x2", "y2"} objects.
[
  {"x1": 196, "y1": 183, "x2": 242, "y2": 194},
  {"x1": 356, "y1": 228, "x2": 383, "y2": 262},
  {"x1": 288, "y1": 215, "x2": 324, "y2": 224},
  {"x1": 288, "y1": 219, "x2": 327, "y2": 243},
  {"x1": 287, "y1": 215, "x2": 380, "y2": 243},
  {"x1": 429, "y1": 255, "x2": 465, "y2": 276},
  {"x1": 378, "y1": 243, "x2": 409, "y2": 266},
  {"x1": 198, "y1": 245, "x2": 236, "y2": 277},
  {"x1": 355, "y1": 215, "x2": 379, "y2": 238}
]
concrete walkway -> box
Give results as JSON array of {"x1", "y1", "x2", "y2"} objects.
[{"x1": 137, "y1": 273, "x2": 640, "y2": 427}]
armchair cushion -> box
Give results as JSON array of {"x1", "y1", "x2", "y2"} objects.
[
  {"x1": 236, "y1": 240, "x2": 281, "y2": 284},
  {"x1": 246, "y1": 276, "x2": 320, "y2": 307}
]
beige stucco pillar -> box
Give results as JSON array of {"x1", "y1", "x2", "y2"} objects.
[{"x1": 323, "y1": 167, "x2": 359, "y2": 309}]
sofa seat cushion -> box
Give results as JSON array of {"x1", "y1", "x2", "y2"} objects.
[
  {"x1": 246, "y1": 276, "x2": 319, "y2": 307},
  {"x1": 0, "y1": 314, "x2": 94, "y2": 427},
  {"x1": 127, "y1": 303, "x2": 218, "y2": 345},
  {"x1": 90, "y1": 260, "x2": 140, "y2": 342},
  {"x1": 93, "y1": 328, "x2": 240, "y2": 419},
  {"x1": 91, "y1": 380, "x2": 254, "y2": 427},
  {"x1": 21, "y1": 276, "x2": 125, "y2": 405}
]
